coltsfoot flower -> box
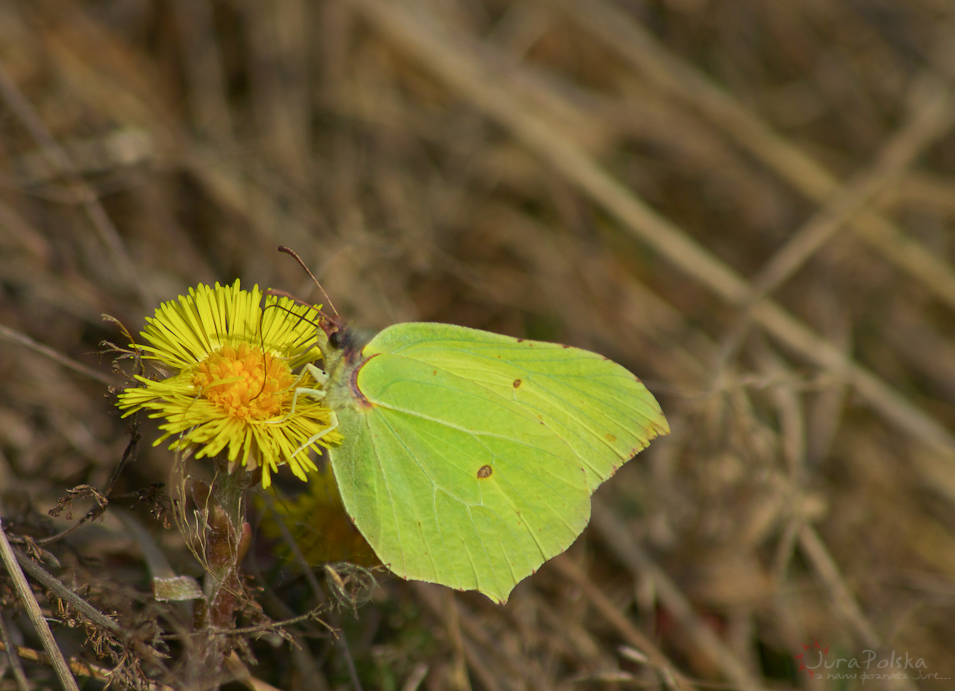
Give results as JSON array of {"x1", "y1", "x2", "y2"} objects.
[{"x1": 117, "y1": 280, "x2": 340, "y2": 487}]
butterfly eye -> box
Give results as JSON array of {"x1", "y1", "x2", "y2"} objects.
[{"x1": 328, "y1": 329, "x2": 344, "y2": 350}]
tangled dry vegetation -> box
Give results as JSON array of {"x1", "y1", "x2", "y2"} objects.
[{"x1": 2, "y1": 0, "x2": 955, "y2": 689}]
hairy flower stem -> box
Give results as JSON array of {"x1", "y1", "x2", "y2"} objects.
[{"x1": 190, "y1": 458, "x2": 256, "y2": 689}]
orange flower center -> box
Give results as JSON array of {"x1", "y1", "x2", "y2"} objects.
[{"x1": 193, "y1": 343, "x2": 297, "y2": 420}]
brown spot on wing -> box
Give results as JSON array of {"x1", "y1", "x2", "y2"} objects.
[
  {"x1": 513, "y1": 378, "x2": 522, "y2": 388},
  {"x1": 476, "y1": 465, "x2": 493, "y2": 479}
]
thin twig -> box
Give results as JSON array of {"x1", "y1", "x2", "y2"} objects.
[
  {"x1": 711, "y1": 79, "x2": 953, "y2": 388},
  {"x1": 0, "y1": 639, "x2": 176, "y2": 691},
  {"x1": 413, "y1": 584, "x2": 500, "y2": 691},
  {"x1": 0, "y1": 613, "x2": 31, "y2": 691},
  {"x1": 589, "y1": 504, "x2": 766, "y2": 691},
  {"x1": 550, "y1": 0, "x2": 955, "y2": 312},
  {"x1": 11, "y1": 541, "x2": 169, "y2": 673},
  {"x1": 550, "y1": 556, "x2": 700, "y2": 691},
  {"x1": 0, "y1": 518, "x2": 81, "y2": 691},
  {"x1": 751, "y1": 77, "x2": 955, "y2": 297},
  {"x1": 0, "y1": 323, "x2": 116, "y2": 386},
  {"x1": 798, "y1": 525, "x2": 917, "y2": 691},
  {"x1": 0, "y1": 64, "x2": 153, "y2": 309}
]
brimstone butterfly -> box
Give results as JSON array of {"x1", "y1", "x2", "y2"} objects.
[{"x1": 281, "y1": 251, "x2": 669, "y2": 604}]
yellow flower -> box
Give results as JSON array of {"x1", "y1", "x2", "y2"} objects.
[{"x1": 117, "y1": 280, "x2": 340, "y2": 488}]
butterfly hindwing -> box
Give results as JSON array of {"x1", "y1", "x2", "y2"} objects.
[{"x1": 324, "y1": 322, "x2": 668, "y2": 603}]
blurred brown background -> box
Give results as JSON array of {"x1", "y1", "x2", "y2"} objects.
[{"x1": 2, "y1": 0, "x2": 955, "y2": 689}]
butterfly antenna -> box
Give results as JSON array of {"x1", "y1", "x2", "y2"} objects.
[
  {"x1": 254, "y1": 285, "x2": 321, "y2": 402},
  {"x1": 252, "y1": 296, "x2": 273, "y2": 402},
  {"x1": 278, "y1": 246, "x2": 339, "y2": 317}
]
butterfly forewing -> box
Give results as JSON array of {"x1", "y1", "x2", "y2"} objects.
[{"x1": 367, "y1": 323, "x2": 668, "y2": 485}]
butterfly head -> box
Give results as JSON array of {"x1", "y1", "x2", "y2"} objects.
[
  {"x1": 314, "y1": 313, "x2": 346, "y2": 369},
  {"x1": 315, "y1": 313, "x2": 374, "y2": 376}
]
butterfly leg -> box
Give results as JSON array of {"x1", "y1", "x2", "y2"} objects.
[
  {"x1": 285, "y1": 363, "x2": 339, "y2": 457},
  {"x1": 272, "y1": 363, "x2": 330, "y2": 423},
  {"x1": 304, "y1": 362, "x2": 329, "y2": 388},
  {"x1": 292, "y1": 409, "x2": 339, "y2": 458}
]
